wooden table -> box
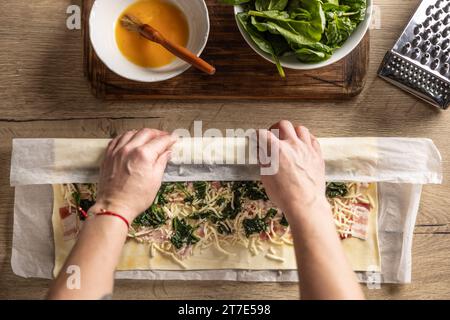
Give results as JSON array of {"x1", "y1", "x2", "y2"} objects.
[{"x1": 0, "y1": 0, "x2": 449, "y2": 299}]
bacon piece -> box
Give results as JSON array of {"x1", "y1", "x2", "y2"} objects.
[
  {"x1": 259, "y1": 232, "x2": 269, "y2": 241},
  {"x1": 59, "y1": 206, "x2": 79, "y2": 241},
  {"x1": 59, "y1": 207, "x2": 71, "y2": 219},
  {"x1": 211, "y1": 181, "x2": 221, "y2": 190},
  {"x1": 351, "y1": 205, "x2": 370, "y2": 240}
]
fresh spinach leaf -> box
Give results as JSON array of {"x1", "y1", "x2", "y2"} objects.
[
  {"x1": 266, "y1": 33, "x2": 290, "y2": 56},
  {"x1": 295, "y1": 48, "x2": 329, "y2": 62},
  {"x1": 323, "y1": 0, "x2": 340, "y2": 5},
  {"x1": 221, "y1": 0, "x2": 252, "y2": 4},
  {"x1": 325, "y1": 12, "x2": 356, "y2": 47},
  {"x1": 341, "y1": 0, "x2": 367, "y2": 21},
  {"x1": 248, "y1": 18, "x2": 316, "y2": 46},
  {"x1": 252, "y1": 0, "x2": 325, "y2": 42},
  {"x1": 236, "y1": 12, "x2": 286, "y2": 77},
  {"x1": 255, "y1": 0, "x2": 288, "y2": 11},
  {"x1": 293, "y1": 42, "x2": 333, "y2": 62},
  {"x1": 289, "y1": 8, "x2": 312, "y2": 20},
  {"x1": 222, "y1": 0, "x2": 367, "y2": 73}
]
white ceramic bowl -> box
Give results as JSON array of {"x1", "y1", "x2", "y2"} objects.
[
  {"x1": 89, "y1": 0, "x2": 210, "y2": 82},
  {"x1": 234, "y1": 0, "x2": 373, "y2": 70}
]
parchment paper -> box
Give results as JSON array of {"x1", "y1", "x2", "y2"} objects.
[
  {"x1": 11, "y1": 138, "x2": 442, "y2": 185},
  {"x1": 10, "y1": 138, "x2": 442, "y2": 283}
]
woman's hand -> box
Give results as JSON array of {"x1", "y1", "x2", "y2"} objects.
[
  {"x1": 49, "y1": 128, "x2": 177, "y2": 300},
  {"x1": 89, "y1": 128, "x2": 177, "y2": 222},
  {"x1": 259, "y1": 120, "x2": 328, "y2": 220},
  {"x1": 259, "y1": 121, "x2": 364, "y2": 300}
]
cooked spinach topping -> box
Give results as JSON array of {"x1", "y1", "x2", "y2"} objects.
[
  {"x1": 175, "y1": 182, "x2": 194, "y2": 204},
  {"x1": 188, "y1": 210, "x2": 234, "y2": 235},
  {"x1": 265, "y1": 208, "x2": 278, "y2": 219},
  {"x1": 243, "y1": 216, "x2": 268, "y2": 237},
  {"x1": 186, "y1": 182, "x2": 269, "y2": 222},
  {"x1": 220, "y1": 182, "x2": 268, "y2": 221},
  {"x1": 134, "y1": 205, "x2": 167, "y2": 228},
  {"x1": 72, "y1": 190, "x2": 81, "y2": 206},
  {"x1": 188, "y1": 210, "x2": 214, "y2": 220},
  {"x1": 239, "y1": 181, "x2": 269, "y2": 201},
  {"x1": 155, "y1": 183, "x2": 174, "y2": 205},
  {"x1": 79, "y1": 199, "x2": 95, "y2": 214},
  {"x1": 176, "y1": 181, "x2": 208, "y2": 204},
  {"x1": 133, "y1": 183, "x2": 181, "y2": 228},
  {"x1": 217, "y1": 221, "x2": 233, "y2": 235},
  {"x1": 222, "y1": 201, "x2": 239, "y2": 220},
  {"x1": 326, "y1": 182, "x2": 348, "y2": 198},
  {"x1": 222, "y1": 192, "x2": 242, "y2": 220},
  {"x1": 221, "y1": 0, "x2": 367, "y2": 76},
  {"x1": 193, "y1": 181, "x2": 208, "y2": 200},
  {"x1": 132, "y1": 183, "x2": 173, "y2": 228},
  {"x1": 280, "y1": 213, "x2": 289, "y2": 226},
  {"x1": 178, "y1": 181, "x2": 268, "y2": 220},
  {"x1": 242, "y1": 207, "x2": 278, "y2": 237},
  {"x1": 170, "y1": 217, "x2": 200, "y2": 249},
  {"x1": 184, "y1": 194, "x2": 194, "y2": 204},
  {"x1": 215, "y1": 196, "x2": 226, "y2": 206}
]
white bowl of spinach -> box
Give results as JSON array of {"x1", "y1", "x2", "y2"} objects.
[{"x1": 223, "y1": 0, "x2": 372, "y2": 77}]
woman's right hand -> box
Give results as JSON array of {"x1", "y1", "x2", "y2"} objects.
[
  {"x1": 260, "y1": 121, "x2": 365, "y2": 300},
  {"x1": 259, "y1": 120, "x2": 329, "y2": 221}
]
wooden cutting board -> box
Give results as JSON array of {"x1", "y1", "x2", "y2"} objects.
[{"x1": 83, "y1": 0, "x2": 369, "y2": 100}]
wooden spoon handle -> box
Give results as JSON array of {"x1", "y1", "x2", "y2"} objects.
[{"x1": 140, "y1": 25, "x2": 216, "y2": 75}]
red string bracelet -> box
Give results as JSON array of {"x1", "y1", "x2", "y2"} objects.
[
  {"x1": 96, "y1": 209, "x2": 130, "y2": 229},
  {"x1": 78, "y1": 207, "x2": 89, "y2": 220}
]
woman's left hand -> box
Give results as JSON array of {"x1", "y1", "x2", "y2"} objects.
[{"x1": 89, "y1": 128, "x2": 177, "y2": 222}]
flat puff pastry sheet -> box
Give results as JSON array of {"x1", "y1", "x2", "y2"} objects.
[{"x1": 52, "y1": 184, "x2": 381, "y2": 277}]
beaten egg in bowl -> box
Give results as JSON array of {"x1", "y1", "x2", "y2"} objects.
[
  {"x1": 89, "y1": 0, "x2": 210, "y2": 82},
  {"x1": 115, "y1": 0, "x2": 189, "y2": 68}
]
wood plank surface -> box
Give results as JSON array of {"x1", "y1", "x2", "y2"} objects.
[
  {"x1": 83, "y1": 0, "x2": 369, "y2": 100},
  {"x1": 0, "y1": 0, "x2": 449, "y2": 299}
]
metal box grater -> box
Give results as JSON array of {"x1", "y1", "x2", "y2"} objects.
[{"x1": 378, "y1": 0, "x2": 450, "y2": 109}]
